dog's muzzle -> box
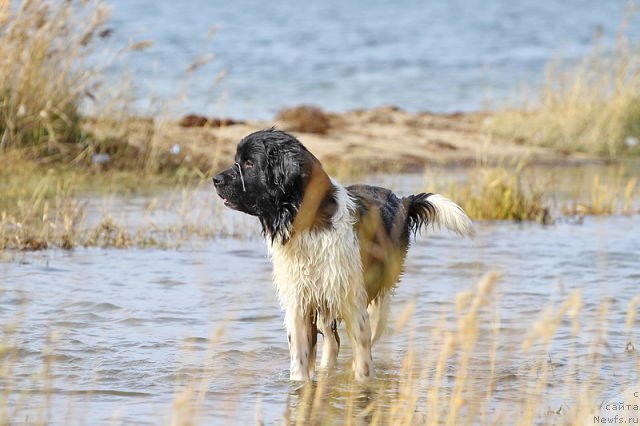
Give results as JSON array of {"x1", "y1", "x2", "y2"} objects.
[
  {"x1": 213, "y1": 163, "x2": 246, "y2": 191},
  {"x1": 212, "y1": 173, "x2": 225, "y2": 187}
]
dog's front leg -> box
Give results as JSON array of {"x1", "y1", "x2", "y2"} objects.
[
  {"x1": 344, "y1": 304, "x2": 374, "y2": 380},
  {"x1": 285, "y1": 307, "x2": 315, "y2": 381}
]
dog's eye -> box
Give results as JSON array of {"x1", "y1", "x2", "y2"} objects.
[{"x1": 244, "y1": 160, "x2": 254, "y2": 168}]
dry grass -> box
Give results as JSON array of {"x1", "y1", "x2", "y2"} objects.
[
  {"x1": 0, "y1": 0, "x2": 212, "y2": 176},
  {"x1": 422, "y1": 163, "x2": 639, "y2": 224},
  {"x1": 487, "y1": 11, "x2": 640, "y2": 156},
  {"x1": 0, "y1": 153, "x2": 250, "y2": 250},
  {"x1": 263, "y1": 273, "x2": 635, "y2": 425},
  {"x1": 1, "y1": 159, "x2": 638, "y2": 250},
  {"x1": 426, "y1": 165, "x2": 553, "y2": 224},
  {"x1": 0, "y1": 0, "x2": 109, "y2": 154}
]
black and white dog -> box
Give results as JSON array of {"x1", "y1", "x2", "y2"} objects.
[{"x1": 213, "y1": 129, "x2": 472, "y2": 381}]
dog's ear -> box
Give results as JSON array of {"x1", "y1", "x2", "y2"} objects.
[{"x1": 265, "y1": 141, "x2": 302, "y2": 188}]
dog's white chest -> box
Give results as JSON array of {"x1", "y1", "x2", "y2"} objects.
[{"x1": 267, "y1": 187, "x2": 365, "y2": 318}]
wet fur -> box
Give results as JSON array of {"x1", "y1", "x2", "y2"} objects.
[{"x1": 213, "y1": 129, "x2": 472, "y2": 381}]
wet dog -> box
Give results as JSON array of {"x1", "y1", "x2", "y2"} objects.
[{"x1": 213, "y1": 129, "x2": 472, "y2": 380}]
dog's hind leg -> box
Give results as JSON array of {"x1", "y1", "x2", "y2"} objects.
[
  {"x1": 344, "y1": 303, "x2": 374, "y2": 380},
  {"x1": 367, "y1": 294, "x2": 390, "y2": 346},
  {"x1": 285, "y1": 307, "x2": 315, "y2": 381},
  {"x1": 317, "y1": 312, "x2": 340, "y2": 369},
  {"x1": 307, "y1": 313, "x2": 318, "y2": 378}
]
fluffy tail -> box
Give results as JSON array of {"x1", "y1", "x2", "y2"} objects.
[{"x1": 404, "y1": 193, "x2": 474, "y2": 238}]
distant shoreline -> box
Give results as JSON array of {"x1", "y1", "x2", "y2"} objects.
[{"x1": 90, "y1": 105, "x2": 614, "y2": 174}]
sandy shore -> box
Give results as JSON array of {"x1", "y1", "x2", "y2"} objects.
[{"x1": 93, "y1": 106, "x2": 602, "y2": 173}]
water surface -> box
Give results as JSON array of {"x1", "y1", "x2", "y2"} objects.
[
  {"x1": 1, "y1": 188, "x2": 639, "y2": 423},
  {"x1": 102, "y1": 0, "x2": 636, "y2": 118}
]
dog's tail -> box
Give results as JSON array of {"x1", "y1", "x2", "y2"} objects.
[{"x1": 403, "y1": 193, "x2": 474, "y2": 238}]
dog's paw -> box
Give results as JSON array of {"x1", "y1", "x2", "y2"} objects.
[{"x1": 289, "y1": 370, "x2": 310, "y2": 381}]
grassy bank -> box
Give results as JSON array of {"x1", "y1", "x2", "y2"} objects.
[
  {"x1": 0, "y1": 0, "x2": 222, "y2": 250},
  {"x1": 1, "y1": 157, "x2": 637, "y2": 251},
  {"x1": 438, "y1": 164, "x2": 639, "y2": 223},
  {"x1": 0, "y1": 154, "x2": 248, "y2": 251}
]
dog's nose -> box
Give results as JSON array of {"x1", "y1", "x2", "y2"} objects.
[{"x1": 213, "y1": 174, "x2": 224, "y2": 187}]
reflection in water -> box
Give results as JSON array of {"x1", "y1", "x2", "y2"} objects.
[{"x1": 283, "y1": 370, "x2": 386, "y2": 425}]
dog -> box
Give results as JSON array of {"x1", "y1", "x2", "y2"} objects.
[{"x1": 213, "y1": 129, "x2": 472, "y2": 381}]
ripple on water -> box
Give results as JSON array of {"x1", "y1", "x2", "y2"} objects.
[
  {"x1": 51, "y1": 321, "x2": 93, "y2": 329},
  {"x1": 236, "y1": 314, "x2": 280, "y2": 323},
  {"x1": 226, "y1": 249, "x2": 264, "y2": 258},
  {"x1": 115, "y1": 317, "x2": 147, "y2": 326},
  {"x1": 447, "y1": 261, "x2": 486, "y2": 270},
  {"x1": 181, "y1": 336, "x2": 210, "y2": 344},
  {"x1": 95, "y1": 302, "x2": 122, "y2": 311},
  {"x1": 154, "y1": 278, "x2": 186, "y2": 287}
]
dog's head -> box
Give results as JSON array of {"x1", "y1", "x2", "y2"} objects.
[{"x1": 213, "y1": 129, "x2": 334, "y2": 241}]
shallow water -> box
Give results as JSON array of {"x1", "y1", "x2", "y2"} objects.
[
  {"x1": 102, "y1": 0, "x2": 637, "y2": 118},
  {"x1": 1, "y1": 172, "x2": 639, "y2": 424}
]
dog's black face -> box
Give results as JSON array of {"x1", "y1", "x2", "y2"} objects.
[
  {"x1": 214, "y1": 129, "x2": 333, "y2": 241},
  {"x1": 212, "y1": 135, "x2": 269, "y2": 216}
]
